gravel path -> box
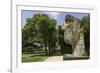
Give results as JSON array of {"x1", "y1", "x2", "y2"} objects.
[{"x1": 44, "y1": 56, "x2": 63, "y2": 62}]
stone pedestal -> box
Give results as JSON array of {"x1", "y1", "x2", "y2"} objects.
[
  {"x1": 63, "y1": 15, "x2": 88, "y2": 59},
  {"x1": 63, "y1": 54, "x2": 89, "y2": 60}
]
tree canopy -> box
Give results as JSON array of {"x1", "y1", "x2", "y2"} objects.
[
  {"x1": 22, "y1": 14, "x2": 57, "y2": 55},
  {"x1": 81, "y1": 15, "x2": 90, "y2": 55}
]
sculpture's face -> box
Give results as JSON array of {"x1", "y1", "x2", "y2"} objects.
[
  {"x1": 63, "y1": 21, "x2": 80, "y2": 46},
  {"x1": 62, "y1": 22, "x2": 73, "y2": 45}
]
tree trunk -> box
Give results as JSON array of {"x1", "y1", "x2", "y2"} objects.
[
  {"x1": 44, "y1": 40, "x2": 48, "y2": 55},
  {"x1": 48, "y1": 40, "x2": 51, "y2": 56}
]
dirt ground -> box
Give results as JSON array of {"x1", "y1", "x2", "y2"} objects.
[{"x1": 44, "y1": 56, "x2": 63, "y2": 62}]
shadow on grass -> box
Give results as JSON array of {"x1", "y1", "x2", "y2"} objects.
[
  {"x1": 22, "y1": 53, "x2": 48, "y2": 62},
  {"x1": 29, "y1": 53, "x2": 46, "y2": 57}
]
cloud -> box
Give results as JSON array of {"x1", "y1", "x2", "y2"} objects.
[{"x1": 47, "y1": 12, "x2": 60, "y2": 20}]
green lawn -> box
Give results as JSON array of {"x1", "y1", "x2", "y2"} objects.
[{"x1": 22, "y1": 53, "x2": 48, "y2": 62}]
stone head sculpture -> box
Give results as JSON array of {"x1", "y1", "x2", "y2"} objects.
[{"x1": 62, "y1": 15, "x2": 85, "y2": 56}]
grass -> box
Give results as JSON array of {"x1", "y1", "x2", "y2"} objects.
[{"x1": 22, "y1": 53, "x2": 48, "y2": 62}]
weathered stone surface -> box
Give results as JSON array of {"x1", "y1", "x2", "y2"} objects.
[
  {"x1": 74, "y1": 33, "x2": 86, "y2": 56},
  {"x1": 62, "y1": 15, "x2": 86, "y2": 56}
]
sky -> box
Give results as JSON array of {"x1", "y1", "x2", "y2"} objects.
[{"x1": 21, "y1": 10, "x2": 89, "y2": 27}]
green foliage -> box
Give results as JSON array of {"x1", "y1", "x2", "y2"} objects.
[
  {"x1": 22, "y1": 13, "x2": 90, "y2": 57},
  {"x1": 58, "y1": 26, "x2": 72, "y2": 54},
  {"x1": 81, "y1": 15, "x2": 90, "y2": 55},
  {"x1": 81, "y1": 15, "x2": 90, "y2": 33},
  {"x1": 22, "y1": 14, "x2": 57, "y2": 56}
]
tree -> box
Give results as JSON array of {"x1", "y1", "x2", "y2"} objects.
[
  {"x1": 22, "y1": 14, "x2": 57, "y2": 56},
  {"x1": 58, "y1": 26, "x2": 64, "y2": 55},
  {"x1": 81, "y1": 15, "x2": 90, "y2": 55},
  {"x1": 36, "y1": 14, "x2": 57, "y2": 56},
  {"x1": 22, "y1": 17, "x2": 38, "y2": 54},
  {"x1": 48, "y1": 19, "x2": 57, "y2": 55}
]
